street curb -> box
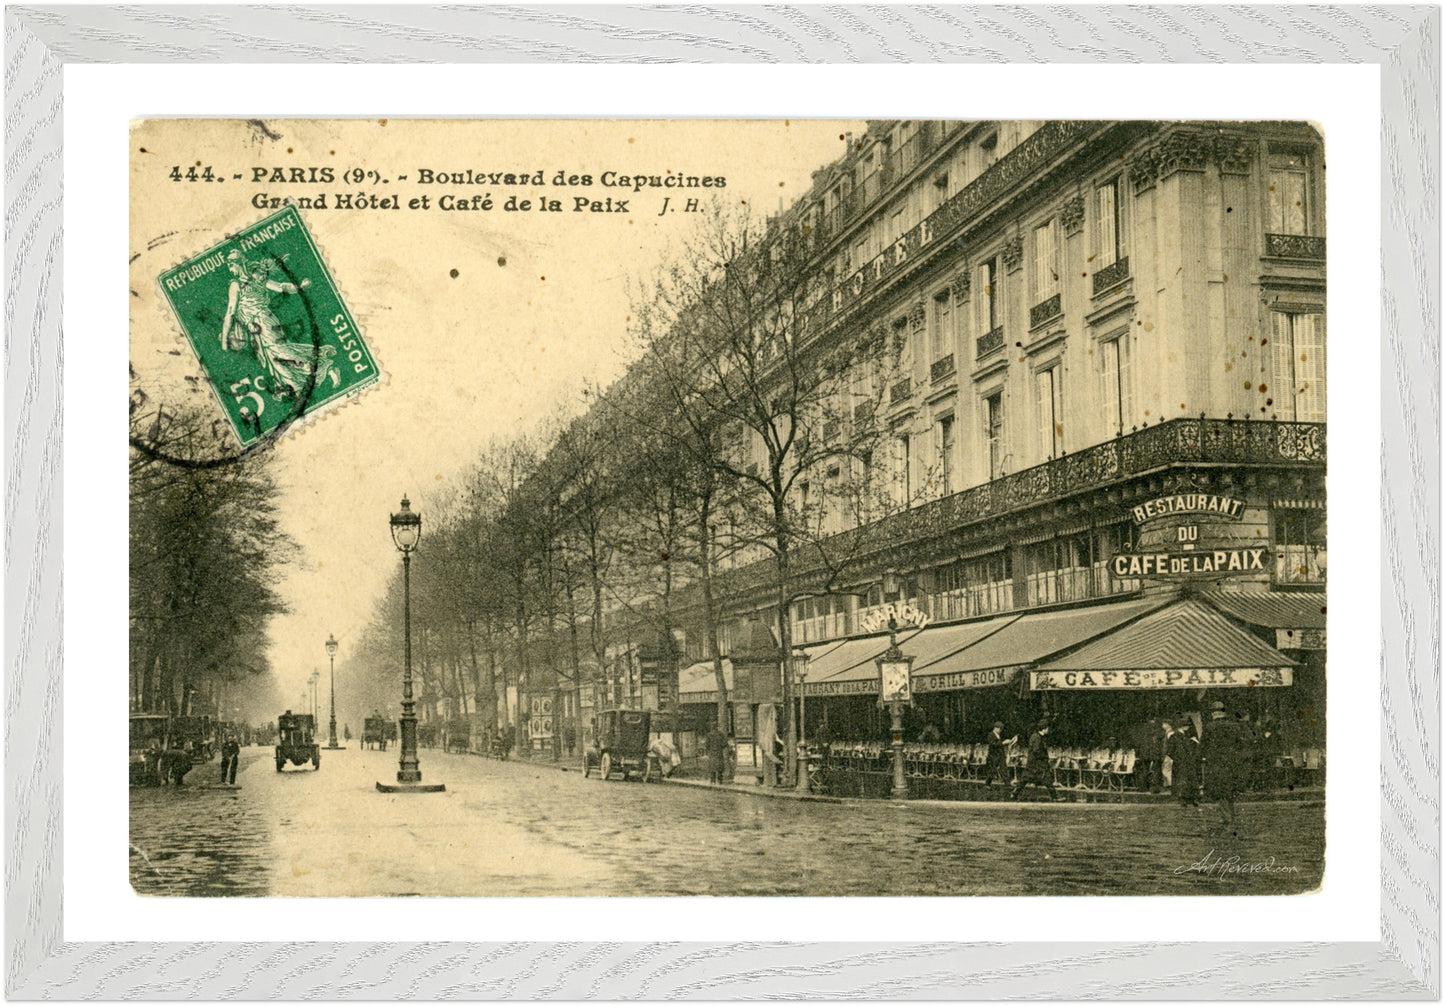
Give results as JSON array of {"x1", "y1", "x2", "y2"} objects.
[
  {"x1": 453, "y1": 753, "x2": 1323, "y2": 811},
  {"x1": 663, "y1": 776, "x2": 844, "y2": 803}
]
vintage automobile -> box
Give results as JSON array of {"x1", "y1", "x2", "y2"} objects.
[
  {"x1": 584, "y1": 709, "x2": 656, "y2": 781},
  {"x1": 171, "y1": 714, "x2": 216, "y2": 761},
  {"x1": 275, "y1": 711, "x2": 320, "y2": 771},
  {"x1": 130, "y1": 713, "x2": 174, "y2": 785},
  {"x1": 361, "y1": 715, "x2": 393, "y2": 750}
]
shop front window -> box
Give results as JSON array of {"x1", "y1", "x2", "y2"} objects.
[
  {"x1": 928, "y1": 552, "x2": 1013, "y2": 621},
  {"x1": 1274, "y1": 510, "x2": 1326, "y2": 585}
]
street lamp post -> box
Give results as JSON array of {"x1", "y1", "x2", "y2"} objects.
[
  {"x1": 308, "y1": 670, "x2": 320, "y2": 722},
  {"x1": 377, "y1": 495, "x2": 445, "y2": 794},
  {"x1": 325, "y1": 633, "x2": 343, "y2": 749},
  {"x1": 794, "y1": 652, "x2": 811, "y2": 794},
  {"x1": 875, "y1": 614, "x2": 915, "y2": 801}
]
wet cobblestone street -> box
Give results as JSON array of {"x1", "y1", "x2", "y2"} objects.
[{"x1": 131, "y1": 746, "x2": 1324, "y2": 898}]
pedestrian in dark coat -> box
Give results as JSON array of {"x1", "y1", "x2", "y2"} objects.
[
  {"x1": 1009, "y1": 720, "x2": 1061, "y2": 801},
  {"x1": 220, "y1": 737, "x2": 241, "y2": 785},
  {"x1": 706, "y1": 726, "x2": 727, "y2": 785},
  {"x1": 1202, "y1": 702, "x2": 1254, "y2": 826},
  {"x1": 1129, "y1": 718, "x2": 1168, "y2": 792},
  {"x1": 1166, "y1": 722, "x2": 1201, "y2": 806},
  {"x1": 984, "y1": 721, "x2": 1016, "y2": 788}
]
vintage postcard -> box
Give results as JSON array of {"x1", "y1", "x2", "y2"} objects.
[{"x1": 129, "y1": 118, "x2": 1325, "y2": 897}]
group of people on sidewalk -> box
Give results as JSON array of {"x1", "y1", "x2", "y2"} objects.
[{"x1": 983, "y1": 702, "x2": 1257, "y2": 825}]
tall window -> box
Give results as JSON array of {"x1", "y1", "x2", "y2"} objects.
[
  {"x1": 931, "y1": 289, "x2": 954, "y2": 363},
  {"x1": 824, "y1": 465, "x2": 843, "y2": 533},
  {"x1": 980, "y1": 257, "x2": 1000, "y2": 332},
  {"x1": 893, "y1": 316, "x2": 912, "y2": 374},
  {"x1": 984, "y1": 392, "x2": 1005, "y2": 479},
  {"x1": 935, "y1": 414, "x2": 956, "y2": 495},
  {"x1": 853, "y1": 236, "x2": 869, "y2": 272},
  {"x1": 1035, "y1": 365, "x2": 1063, "y2": 460},
  {"x1": 1268, "y1": 147, "x2": 1312, "y2": 235},
  {"x1": 1032, "y1": 220, "x2": 1059, "y2": 302},
  {"x1": 979, "y1": 131, "x2": 999, "y2": 172},
  {"x1": 1274, "y1": 510, "x2": 1326, "y2": 584},
  {"x1": 1096, "y1": 178, "x2": 1123, "y2": 268},
  {"x1": 1271, "y1": 312, "x2": 1326, "y2": 422},
  {"x1": 892, "y1": 433, "x2": 912, "y2": 507},
  {"x1": 1101, "y1": 335, "x2": 1133, "y2": 435}
]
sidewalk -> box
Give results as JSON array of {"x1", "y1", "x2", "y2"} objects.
[{"x1": 493, "y1": 750, "x2": 1322, "y2": 808}]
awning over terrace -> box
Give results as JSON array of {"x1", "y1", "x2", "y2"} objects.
[{"x1": 1030, "y1": 599, "x2": 1297, "y2": 691}]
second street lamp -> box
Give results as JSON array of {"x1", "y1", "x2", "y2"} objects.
[
  {"x1": 875, "y1": 614, "x2": 914, "y2": 801},
  {"x1": 325, "y1": 633, "x2": 343, "y2": 750},
  {"x1": 377, "y1": 494, "x2": 444, "y2": 794}
]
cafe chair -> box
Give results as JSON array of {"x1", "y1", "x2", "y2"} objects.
[{"x1": 1107, "y1": 749, "x2": 1136, "y2": 792}]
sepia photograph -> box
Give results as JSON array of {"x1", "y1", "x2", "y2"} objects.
[{"x1": 128, "y1": 115, "x2": 1327, "y2": 899}]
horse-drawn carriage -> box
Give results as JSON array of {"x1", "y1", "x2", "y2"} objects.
[
  {"x1": 275, "y1": 711, "x2": 320, "y2": 771},
  {"x1": 361, "y1": 715, "x2": 396, "y2": 750},
  {"x1": 443, "y1": 718, "x2": 471, "y2": 753}
]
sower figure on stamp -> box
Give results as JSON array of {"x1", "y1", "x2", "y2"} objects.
[
  {"x1": 1010, "y1": 719, "x2": 1061, "y2": 802},
  {"x1": 984, "y1": 721, "x2": 1017, "y2": 788},
  {"x1": 218, "y1": 250, "x2": 338, "y2": 400},
  {"x1": 1202, "y1": 701, "x2": 1254, "y2": 828}
]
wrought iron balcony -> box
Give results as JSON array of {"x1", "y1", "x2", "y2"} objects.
[
  {"x1": 854, "y1": 400, "x2": 875, "y2": 424},
  {"x1": 1092, "y1": 256, "x2": 1130, "y2": 296},
  {"x1": 860, "y1": 418, "x2": 1324, "y2": 556},
  {"x1": 1029, "y1": 292, "x2": 1062, "y2": 329},
  {"x1": 930, "y1": 354, "x2": 956, "y2": 383},
  {"x1": 977, "y1": 326, "x2": 1004, "y2": 359},
  {"x1": 890, "y1": 378, "x2": 912, "y2": 405},
  {"x1": 708, "y1": 418, "x2": 1326, "y2": 601},
  {"x1": 1265, "y1": 233, "x2": 1326, "y2": 260}
]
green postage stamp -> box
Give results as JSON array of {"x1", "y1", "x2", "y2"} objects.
[{"x1": 157, "y1": 207, "x2": 379, "y2": 448}]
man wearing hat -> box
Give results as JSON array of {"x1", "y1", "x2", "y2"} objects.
[
  {"x1": 1010, "y1": 718, "x2": 1062, "y2": 802},
  {"x1": 1166, "y1": 719, "x2": 1202, "y2": 806},
  {"x1": 1201, "y1": 701, "x2": 1254, "y2": 827},
  {"x1": 984, "y1": 721, "x2": 1016, "y2": 789}
]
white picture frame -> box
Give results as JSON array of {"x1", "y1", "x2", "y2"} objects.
[{"x1": 6, "y1": 5, "x2": 1438, "y2": 998}]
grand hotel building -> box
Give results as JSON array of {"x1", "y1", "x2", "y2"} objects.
[{"x1": 611, "y1": 119, "x2": 1325, "y2": 768}]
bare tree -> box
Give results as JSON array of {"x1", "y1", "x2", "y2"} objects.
[{"x1": 627, "y1": 203, "x2": 901, "y2": 783}]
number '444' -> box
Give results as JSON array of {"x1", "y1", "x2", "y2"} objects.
[{"x1": 170, "y1": 165, "x2": 217, "y2": 182}]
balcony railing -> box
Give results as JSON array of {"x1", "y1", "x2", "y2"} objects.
[
  {"x1": 930, "y1": 354, "x2": 956, "y2": 383},
  {"x1": 863, "y1": 418, "x2": 1324, "y2": 555},
  {"x1": 823, "y1": 419, "x2": 841, "y2": 442},
  {"x1": 804, "y1": 120, "x2": 1112, "y2": 332},
  {"x1": 977, "y1": 326, "x2": 1005, "y2": 358},
  {"x1": 1092, "y1": 256, "x2": 1130, "y2": 296},
  {"x1": 708, "y1": 418, "x2": 1326, "y2": 602},
  {"x1": 854, "y1": 400, "x2": 875, "y2": 424},
  {"x1": 1029, "y1": 292, "x2": 1062, "y2": 329},
  {"x1": 890, "y1": 378, "x2": 912, "y2": 405},
  {"x1": 1265, "y1": 233, "x2": 1326, "y2": 260}
]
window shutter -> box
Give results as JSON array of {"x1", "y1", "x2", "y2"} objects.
[
  {"x1": 1096, "y1": 183, "x2": 1117, "y2": 267},
  {"x1": 1271, "y1": 313, "x2": 1296, "y2": 421},
  {"x1": 1294, "y1": 313, "x2": 1325, "y2": 422}
]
